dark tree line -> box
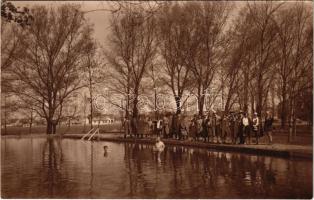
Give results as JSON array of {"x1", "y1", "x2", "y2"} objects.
[
  {"x1": 1, "y1": 1, "x2": 312, "y2": 138},
  {"x1": 105, "y1": 1, "x2": 312, "y2": 139}
]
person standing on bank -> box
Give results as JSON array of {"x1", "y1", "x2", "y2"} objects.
[
  {"x1": 180, "y1": 115, "x2": 188, "y2": 140},
  {"x1": 238, "y1": 112, "x2": 244, "y2": 144},
  {"x1": 264, "y1": 111, "x2": 274, "y2": 144},
  {"x1": 189, "y1": 115, "x2": 198, "y2": 141},
  {"x1": 137, "y1": 115, "x2": 146, "y2": 138},
  {"x1": 156, "y1": 117, "x2": 163, "y2": 137},
  {"x1": 230, "y1": 114, "x2": 238, "y2": 144},
  {"x1": 163, "y1": 114, "x2": 170, "y2": 138},
  {"x1": 252, "y1": 112, "x2": 260, "y2": 144},
  {"x1": 242, "y1": 113, "x2": 250, "y2": 144},
  {"x1": 202, "y1": 115, "x2": 210, "y2": 142},
  {"x1": 196, "y1": 115, "x2": 203, "y2": 141}
]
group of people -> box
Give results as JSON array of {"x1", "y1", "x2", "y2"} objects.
[{"x1": 122, "y1": 110, "x2": 274, "y2": 145}]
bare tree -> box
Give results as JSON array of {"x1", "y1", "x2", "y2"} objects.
[
  {"x1": 1, "y1": 93, "x2": 19, "y2": 134},
  {"x1": 231, "y1": 7, "x2": 257, "y2": 114},
  {"x1": 19, "y1": 106, "x2": 36, "y2": 134},
  {"x1": 185, "y1": 2, "x2": 232, "y2": 116},
  {"x1": 273, "y1": 3, "x2": 302, "y2": 128},
  {"x1": 7, "y1": 4, "x2": 95, "y2": 134},
  {"x1": 244, "y1": 2, "x2": 284, "y2": 117},
  {"x1": 105, "y1": 3, "x2": 157, "y2": 129},
  {"x1": 157, "y1": 3, "x2": 193, "y2": 114},
  {"x1": 81, "y1": 41, "x2": 105, "y2": 130},
  {"x1": 220, "y1": 31, "x2": 244, "y2": 116},
  {"x1": 285, "y1": 3, "x2": 312, "y2": 141}
]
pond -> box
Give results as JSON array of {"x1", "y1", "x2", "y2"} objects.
[{"x1": 1, "y1": 136, "x2": 312, "y2": 198}]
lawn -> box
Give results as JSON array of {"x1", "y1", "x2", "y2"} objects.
[{"x1": 1, "y1": 122, "x2": 123, "y2": 135}]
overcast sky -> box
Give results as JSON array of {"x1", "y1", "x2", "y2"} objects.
[
  {"x1": 14, "y1": 1, "x2": 117, "y2": 46},
  {"x1": 13, "y1": 1, "x2": 306, "y2": 47},
  {"x1": 13, "y1": 1, "x2": 248, "y2": 46}
]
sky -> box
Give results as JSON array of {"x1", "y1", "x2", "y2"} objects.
[
  {"x1": 12, "y1": 1, "x2": 249, "y2": 47},
  {"x1": 11, "y1": 1, "x2": 310, "y2": 46},
  {"x1": 14, "y1": 1, "x2": 117, "y2": 46}
]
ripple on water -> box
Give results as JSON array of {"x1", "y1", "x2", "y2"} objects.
[{"x1": 1, "y1": 137, "x2": 313, "y2": 198}]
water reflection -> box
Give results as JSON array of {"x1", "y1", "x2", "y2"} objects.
[
  {"x1": 42, "y1": 138, "x2": 62, "y2": 196},
  {"x1": 1, "y1": 137, "x2": 312, "y2": 198}
]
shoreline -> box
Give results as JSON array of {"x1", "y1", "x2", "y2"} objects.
[{"x1": 62, "y1": 134, "x2": 313, "y2": 160}]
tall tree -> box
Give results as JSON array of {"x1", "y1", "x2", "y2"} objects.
[
  {"x1": 7, "y1": 5, "x2": 95, "y2": 134},
  {"x1": 105, "y1": 3, "x2": 157, "y2": 127},
  {"x1": 285, "y1": 3, "x2": 313, "y2": 140},
  {"x1": 273, "y1": 3, "x2": 302, "y2": 127},
  {"x1": 157, "y1": 3, "x2": 193, "y2": 114},
  {"x1": 245, "y1": 2, "x2": 284, "y2": 117},
  {"x1": 186, "y1": 2, "x2": 232, "y2": 116}
]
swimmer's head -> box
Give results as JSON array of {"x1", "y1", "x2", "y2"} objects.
[{"x1": 156, "y1": 136, "x2": 161, "y2": 142}]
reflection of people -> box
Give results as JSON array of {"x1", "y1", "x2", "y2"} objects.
[
  {"x1": 103, "y1": 145, "x2": 108, "y2": 157},
  {"x1": 154, "y1": 137, "x2": 165, "y2": 151},
  {"x1": 153, "y1": 137, "x2": 164, "y2": 163}
]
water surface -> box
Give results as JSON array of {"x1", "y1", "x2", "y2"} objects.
[{"x1": 1, "y1": 136, "x2": 312, "y2": 198}]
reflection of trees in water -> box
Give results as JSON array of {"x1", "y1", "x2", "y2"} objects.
[
  {"x1": 41, "y1": 137, "x2": 65, "y2": 198},
  {"x1": 89, "y1": 141, "x2": 94, "y2": 198},
  {"x1": 123, "y1": 143, "x2": 279, "y2": 198},
  {"x1": 124, "y1": 143, "x2": 158, "y2": 197},
  {"x1": 284, "y1": 159, "x2": 312, "y2": 198}
]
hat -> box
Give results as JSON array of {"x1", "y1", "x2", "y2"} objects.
[{"x1": 254, "y1": 112, "x2": 258, "y2": 115}]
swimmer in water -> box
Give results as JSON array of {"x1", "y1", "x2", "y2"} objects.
[{"x1": 154, "y1": 136, "x2": 165, "y2": 151}]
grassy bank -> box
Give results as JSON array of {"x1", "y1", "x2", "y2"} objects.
[{"x1": 1, "y1": 123, "x2": 123, "y2": 135}]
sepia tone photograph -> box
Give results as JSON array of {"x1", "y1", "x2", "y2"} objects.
[{"x1": 1, "y1": 0, "x2": 313, "y2": 199}]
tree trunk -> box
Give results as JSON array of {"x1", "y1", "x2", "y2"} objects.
[
  {"x1": 288, "y1": 99, "x2": 294, "y2": 143},
  {"x1": 175, "y1": 96, "x2": 181, "y2": 114},
  {"x1": 46, "y1": 119, "x2": 53, "y2": 134},
  {"x1": 271, "y1": 84, "x2": 275, "y2": 117},
  {"x1": 4, "y1": 111, "x2": 7, "y2": 135},
  {"x1": 281, "y1": 85, "x2": 287, "y2": 128},
  {"x1": 250, "y1": 93, "x2": 255, "y2": 115},
  {"x1": 88, "y1": 64, "x2": 93, "y2": 130},
  {"x1": 4, "y1": 95, "x2": 7, "y2": 135},
  {"x1": 293, "y1": 107, "x2": 297, "y2": 138},
  {"x1": 256, "y1": 75, "x2": 263, "y2": 117},
  {"x1": 131, "y1": 88, "x2": 139, "y2": 134},
  {"x1": 29, "y1": 109, "x2": 33, "y2": 134},
  {"x1": 126, "y1": 85, "x2": 130, "y2": 119},
  {"x1": 198, "y1": 94, "x2": 205, "y2": 116},
  {"x1": 244, "y1": 71, "x2": 249, "y2": 113}
]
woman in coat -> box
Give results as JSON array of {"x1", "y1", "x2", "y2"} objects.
[{"x1": 189, "y1": 115, "x2": 198, "y2": 141}]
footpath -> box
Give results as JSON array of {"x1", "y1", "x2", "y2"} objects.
[{"x1": 63, "y1": 133, "x2": 313, "y2": 160}]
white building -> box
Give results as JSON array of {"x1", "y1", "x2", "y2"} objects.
[{"x1": 85, "y1": 114, "x2": 115, "y2": 126}]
